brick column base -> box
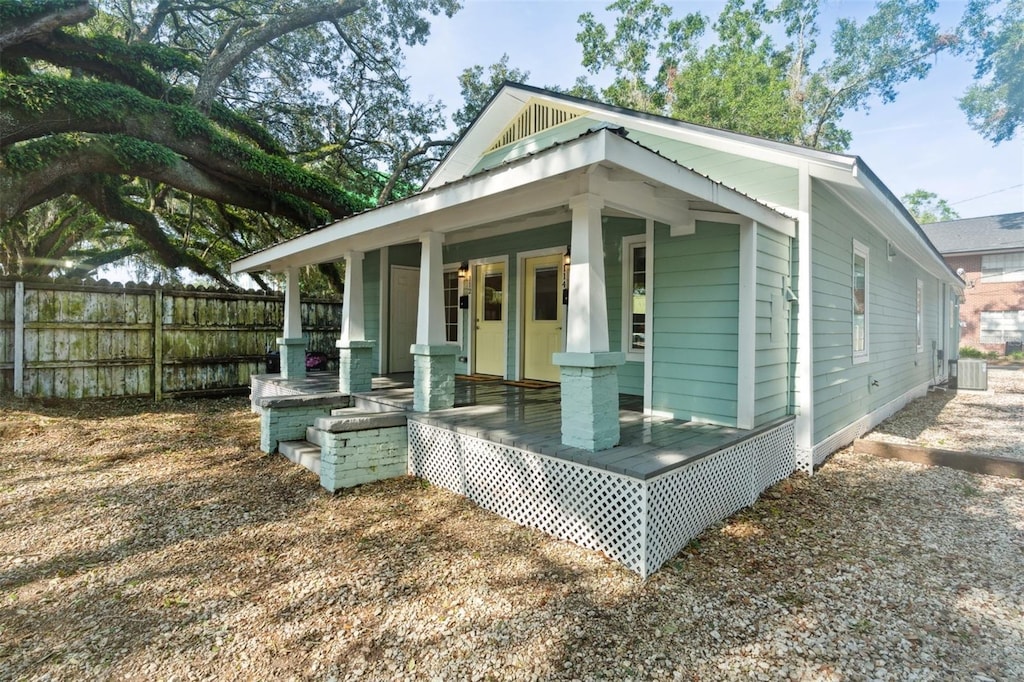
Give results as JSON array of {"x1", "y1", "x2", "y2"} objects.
[
  {"x1": 277, "y1": 337, "x2": 307, "y2": 379},
  {"x1": 411, "y1": 344, "x2": 457, "y2": 411},
  {"x1": 553, "y1": 351, "x2": 626, "y2": 451},
  {"x1": 337, "y1": 340, "x2": 375, "y2": 394}
]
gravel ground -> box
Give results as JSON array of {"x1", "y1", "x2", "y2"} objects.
[
  {"x1": 1, "y1": 395, "x2": 1022, "y2": 681},
  {"x1": 866, "y1": 367, "x2": 1024, "y2": 460}
]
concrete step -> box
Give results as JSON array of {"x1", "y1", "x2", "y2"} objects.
[
  {"x1": 315, "y1": 409, "x2": 407, "y2": 433},
  {"x1": 305, "y1": 426, "x2": 324, "y2": 446},
  {"x1": 278, "y1": 440, "x2": 321, "y2": 476}
]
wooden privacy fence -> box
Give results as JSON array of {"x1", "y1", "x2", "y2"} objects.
[{"x1": 0, "y1": 279, "x2": 342, "y2": 399}]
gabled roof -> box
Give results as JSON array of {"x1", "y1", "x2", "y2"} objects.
[
  {"x1": 232, "y1": 126, "x2": 793, "y2": 274},
  {"x1": 426, "y1": 82, "x2": 860, "y2": 192},
  {"x1": 921, "y1": 212, "x2": 1024, "y2": 255}
]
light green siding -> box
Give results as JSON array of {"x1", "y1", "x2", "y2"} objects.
[
  {"x1": 755, "y1": 229, "x2": 793, "y2": 423},
  {"x1": 601, "y1": 219, "x2": 646, "y2": 396},
  {"x1": 651, "y1": 221, "x2": 740, "y2": 425},
  {"x1": 810, "y1": 180, "x2": 938, "y2": 443}
]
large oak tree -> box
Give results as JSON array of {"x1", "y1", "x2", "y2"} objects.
[{"x1": 0, "y1": 0, "x2": 457, "y2": 289}]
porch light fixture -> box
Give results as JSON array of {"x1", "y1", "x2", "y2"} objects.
[
  {"x1": 457, "y1": 262, "x2": 470, "y2": 279},
  {"x1": 563, "y1": 248, "x2": 571, "y2": 266}
]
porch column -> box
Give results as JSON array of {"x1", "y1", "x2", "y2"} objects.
[
  {"x1": 411, "y1": 231, "x2": 456, "y2": 411},
  {"x1": 277, "y1": 266, "x2": 306, "y2": 379},
  {"x1": 337, "y1": 251, "x2": 375, "y2": 394},
  {"x1": 553, "y1": 194, "x2": 625, "y2": 451},
  {"x1": 737, "y1": 221, "x2": 756, "y2": 430}
]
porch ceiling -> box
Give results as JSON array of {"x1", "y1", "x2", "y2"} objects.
[{"x1": 232, "y1": 127, "x2": 796, "y2": 274}]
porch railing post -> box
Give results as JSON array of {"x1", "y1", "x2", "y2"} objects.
[
  {"x1": 337, "y1": 250, "x2": 375, "y2": 394},
  {"x1": 411, "y1": 231, "x2": 457, "y2": 411}
]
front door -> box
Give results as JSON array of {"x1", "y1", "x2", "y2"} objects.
[
  {"x1": 389, "y1": 266, "x2": 419, "y2": 373},
  {"x1": 474, "y1": 262, "x2": 505, "y2": 376},
  {"x1": 522, "y1": 254, "x2": 564, "y2": 382}
]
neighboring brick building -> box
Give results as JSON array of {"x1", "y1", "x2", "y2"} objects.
[{"x1": 922, "y1": 212, "x2": 1024, "y2": 354}]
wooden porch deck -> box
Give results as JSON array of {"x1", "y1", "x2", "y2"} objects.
[{"x1": 358, "y1": 379, "x2": 792, "y2": 481}]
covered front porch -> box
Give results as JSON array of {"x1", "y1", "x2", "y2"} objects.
[{"x1": 254, "y1": 372, "x2": 794, "y2": 577}]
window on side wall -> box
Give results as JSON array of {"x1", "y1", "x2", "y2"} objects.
[
  {"x1": 443, "y1": 269, "x2": 459, "y2": 344},
  {"x1": 852, "y1": 240, "x2": 869, "y2": 363},
  {"x1": 980, "y1": 252, "x2": 1024, "y2": 283},
  {"x1": 916, "y1": 279, "x2": 924, "y2": 353},
  {"x1": 622, "y1": 236, "x2": 647, "y2": 360}
]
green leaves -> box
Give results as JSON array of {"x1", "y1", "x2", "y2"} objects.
[{"x1": 958, "y1": 0, "x2": 1023, "y2": 144}]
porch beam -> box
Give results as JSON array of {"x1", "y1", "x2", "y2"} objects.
[{"x1": 737, "y1": 221, "x2": 757, "y2": 430}]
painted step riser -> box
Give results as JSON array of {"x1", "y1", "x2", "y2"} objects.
[
  {"x1": 306, "y1": 426, "x2": 324, "y2": 446},
  {"x1": 350, "y1": 395, "x2": 404, "y2": 414}
]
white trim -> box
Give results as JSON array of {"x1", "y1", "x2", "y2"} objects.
[
  {"x1": 852, "y1": 239, "x2": 870, "y2": 365},
  {"x1": 232, "y1": 129, "x2": 794, "y2": 274},
  {"x1": 643, "y1": 219, "x2": 654, "y2": 413},
  {"x1": 516, "y1": 246, "x2": 568, "y2": 381},
  {"x1": 621, "y1": 234, "x2": 647, "y2": 363},
  {"x1": 812, "y1": 379, "x2": 930, "y2": 466},
  {"x1": 794, "y1": 163, "x2": 815, "y2": 473},
  {"x1": 737, "y1": 222, "x2": 756, "y2": 430},
  {"x1": 442, "y1": 261, "x2": 461, "y2": 347},
  {"x1": 921, "y1": 276, "x2": 929, "y2": 350}
]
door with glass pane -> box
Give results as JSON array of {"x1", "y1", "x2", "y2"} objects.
[
  {"x1": 522, "y1": 254, "x2": 563, "y2": 382},
  {"x1": 474, "y1": 262, "x2": 505, "y2": 376}
]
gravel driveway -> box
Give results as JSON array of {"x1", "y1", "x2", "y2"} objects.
[
  {"x1": 1, "y1": 395, "x2": 1022, "y2": 681},
  {"x1": 866, "y1": 367, "x2": 1024, "y2": 461}
]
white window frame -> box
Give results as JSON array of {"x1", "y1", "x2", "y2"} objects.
[
  {"x1": 852, "y1": 239, "x2": 869, "y2": 364},
  {"x1": 621, "y1": 235, "x2": 647, "y2": 361},
  {"x1": 980, "y1": 252, "x2": 1024, "y2": 283},
  {"x1": 442, "y1": 264, "x2": 461, "y2": 346},
  {"x1": 916, "y1": 278, "x2": 924, "y2": 353}
]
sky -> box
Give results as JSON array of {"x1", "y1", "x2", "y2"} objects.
[{"x1": 403, "y1": 0, "x2": 1024, "y2": 219}]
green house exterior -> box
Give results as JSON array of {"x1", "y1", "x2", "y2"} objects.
[{"x1": 236, "y1": 83, "x2": 961, "y2": 474}]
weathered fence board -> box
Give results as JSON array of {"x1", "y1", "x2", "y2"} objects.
[{"x1": 0, "y1": 280, "x2": 342, "y2": 399}]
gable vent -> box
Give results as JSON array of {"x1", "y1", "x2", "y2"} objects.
[{"x1": 486, "y1": 99, "x2": 586, "y2": 152}]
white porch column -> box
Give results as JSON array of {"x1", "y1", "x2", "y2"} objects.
[
  {"x1": 553, "y1": 194, "x2": 624, "y2": 451},
  {"x1": 277, "y1": 266, "x2": 307, "y2": 379},
  {"x1": 411, "y1": 232, "x2": 456, "y2": 411},
  {"x1": 337, "y1": 251, "x2": 375, "y2": 394},
  {"x1": 737, "y1": 221, "x2": 757, "y2": 430}
]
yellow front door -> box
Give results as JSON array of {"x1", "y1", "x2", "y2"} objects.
[
  {"x1": 474, "y1": 262, "x2": 505, "y2": 376},
  {"x1": 522, "y1": 254, "x2": 563, "y2": 382}
]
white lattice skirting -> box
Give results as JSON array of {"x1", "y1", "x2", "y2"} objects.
[{"x1": 408, "y1": 419, "x2": 796, "y2": 578}]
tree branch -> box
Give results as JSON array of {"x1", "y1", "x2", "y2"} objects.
[
  {"x1": 0, "y1": 0, "x2": 94, "y2": 51},
  {"x1": 376, "y1": 139, "x2": 453, "y2": 205},
  {"x1": 192, "y1": 0, "x2": 366, "y2": 111}
]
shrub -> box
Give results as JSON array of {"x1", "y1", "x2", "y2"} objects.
[{"x1": 959, "y1": 346, "x2": 984, "y2": 358}]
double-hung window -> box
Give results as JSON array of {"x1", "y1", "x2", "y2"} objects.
[
  {"x1": 443, "y1": 269, "x2": 459, "y2": 344},
  {"x1": 622, "y1": 236, "x2": 647, "y2": 359},
  {"x1": 852, "y1": 240, "x2": 869, "y2": 363}
]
